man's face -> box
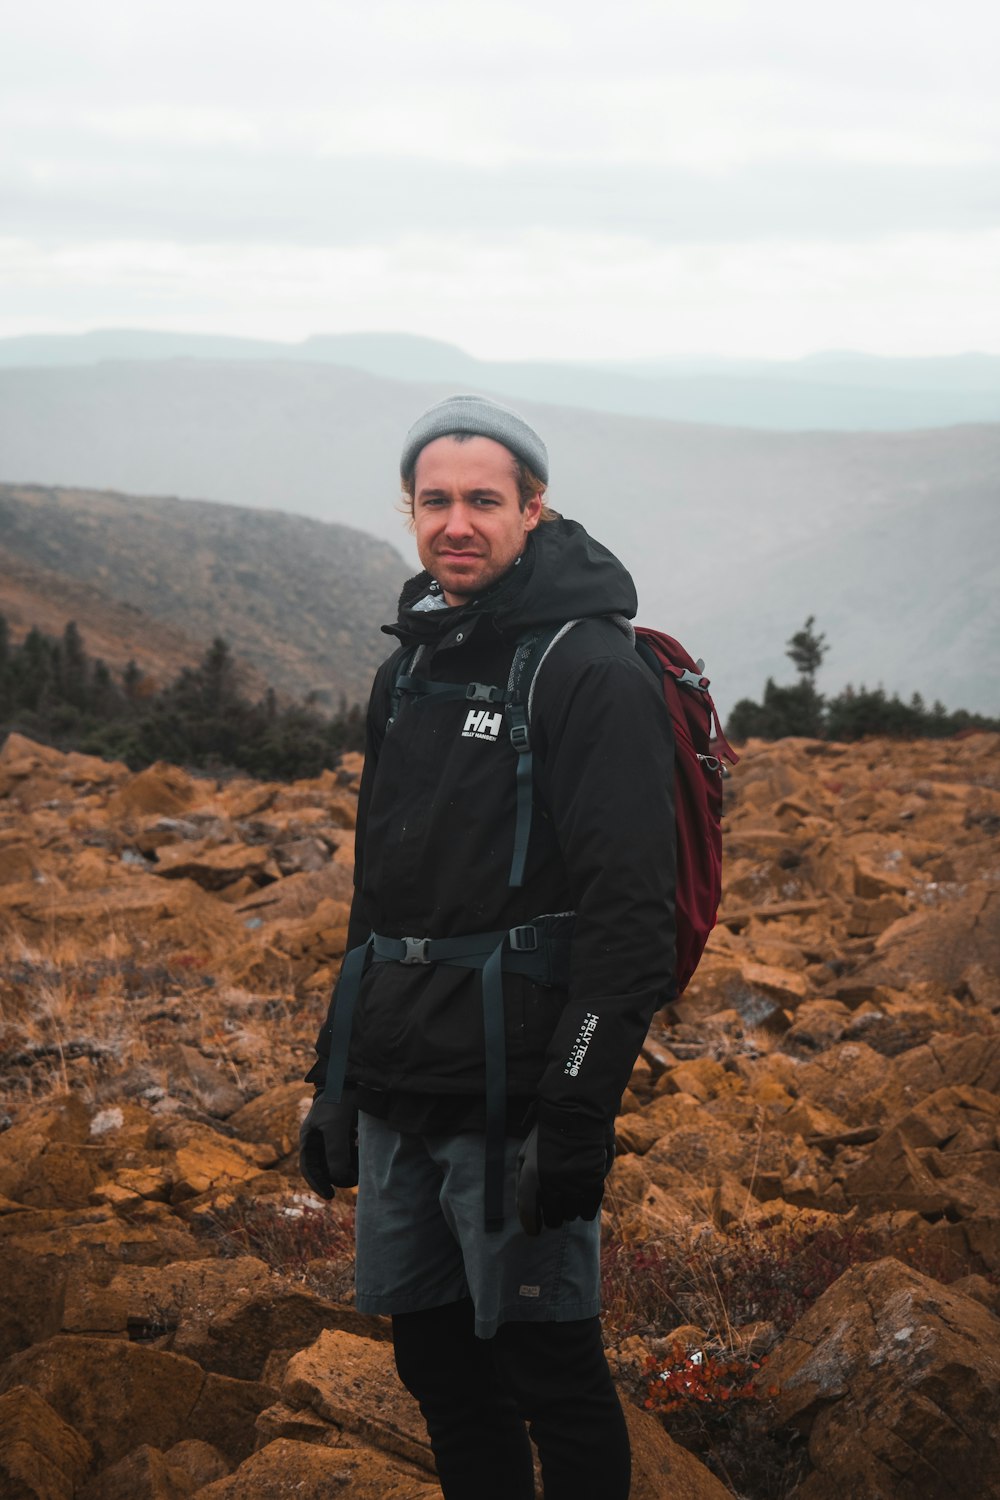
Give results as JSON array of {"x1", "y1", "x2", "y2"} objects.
[{"x1": 411, "y1": 435, "x2": 543, "y2": 606}]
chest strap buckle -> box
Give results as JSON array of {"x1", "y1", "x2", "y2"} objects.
[{"x1": 401, "y1": 936, "x2": 431, "y2": 964}]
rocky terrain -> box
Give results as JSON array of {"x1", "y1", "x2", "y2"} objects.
[{"x1": 1, "y1": 727, "x2": 999, "y2": 1498}]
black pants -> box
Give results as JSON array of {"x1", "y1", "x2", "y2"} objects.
[{"x1": 392, "y1": 1298, "x2": 631, "y2": 1500}]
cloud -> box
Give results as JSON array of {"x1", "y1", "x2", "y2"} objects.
[{"x1": 2, "y1": 0, "x2": 998, "y2": 354}]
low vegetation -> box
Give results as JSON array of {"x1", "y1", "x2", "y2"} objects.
[
  {"x1": 727, "y1": 616, "x2": 999, "y2": 741},
  {"x1": 0, "y1": 616, "x2": 365, "y2": 777}
]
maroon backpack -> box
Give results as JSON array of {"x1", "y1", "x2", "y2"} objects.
[{"x1": 632, "y1": 628, "x2": 739, "y2": 993}]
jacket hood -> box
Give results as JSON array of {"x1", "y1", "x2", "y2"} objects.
[{"x1": 386, "y1": 518, "x2": 638, "y2": 645}]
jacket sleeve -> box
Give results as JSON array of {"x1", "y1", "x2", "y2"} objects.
[
  {"x1": 304, "y1": 660, "x2": 391, "y2": 1087},
  {"x1": 533, "y1": 647, "x2": 676, "y2": 1124}
]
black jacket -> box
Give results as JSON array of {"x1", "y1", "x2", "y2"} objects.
[{"x1": 308, "y1": 518, "x2": 676, "y2": 1131}]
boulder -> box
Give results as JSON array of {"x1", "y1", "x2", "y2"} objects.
[
  {"x1": 795, "y1": 1042, "x2": 905, "y2": 1125},
  {"x1": 894, "y1": 1032, "x2": 1000, "y2": 1100},
  {"x1": 148, "y1": 1119, "x2": 274, "y2": 1203},
  {"x1": 842, "y1": 1084, "x2": 1000, "y2": 1218},
  {"x1": 0, "y1": 1336, "x2": 272, "y2": 1469},
  {"x1": 622, "y1": 1399, "x2": 732, "y2": 1499},
  {"x1": 236, "y1": 863, "x2": 355, "y2": 922},
  {"x1": 778, "y1": 1000, "x2": 851, "y2": 1057},
  {"x1": 0, "y1": 1384, "x2": 92, "y2": 1500},
  {"x1": 105, "y1": 764, "x2": 203, "y2": 821},
  {"x1": 61, "y1": 1256, "x2": 275, "y2": 1343},
  {"x1": 761, "y1": 1258, "x2": 1000, "y2": 1499},
  {"x1": 281, "y1": 1330, "x2": 434, "y2": 1472},
  {"x1": 161, "y1": 1045, "x2": 246, "y2": 1119},
  {"x1": 153, "y1": 841, "x2": 279, "y2": 892},
  {"x1": 227, "y1": 1083, "x2": 313, "y2": 1157},
  {"x1": 1, "y1": 1211, "x2": 209, "y2": 1361},
  {"x1": 77, "y1": 1444, "x2": 194, "y2": 1500},
  {"x1": 191, "y1": 1437, "x2": 440, "y2": 1499},
  {"x1": 853, "y1": 886, "x2": 1000, "y2": 996},
  {"x1": 173, "y1": 1284, "x2": 382, "y2": 1382},
  {"x1": 161, "y1": 1441, "x2": 230, "y2": 1490}
]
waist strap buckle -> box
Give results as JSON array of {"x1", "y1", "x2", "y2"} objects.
[
  {"x1": 508, "y1": 924, "x2": 539, "y2": 953},
  {"x1": 401, "y1": 936, "x2": 431, "y2": 964}
]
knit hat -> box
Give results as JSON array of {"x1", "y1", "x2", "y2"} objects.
[{"x1": 400, "y1": 394, "x2": 549, "y2": 485}]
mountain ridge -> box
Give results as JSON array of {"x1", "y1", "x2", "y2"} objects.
[{"x1": 2, "y1": 329, "x2": 998, "y2": 429}]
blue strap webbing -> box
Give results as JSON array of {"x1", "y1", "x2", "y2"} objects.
[
  {"x1": 323, "y1": 934, "x2": 373, "y2": 1102},
  {"x1": 507, "y1": 703, "x2": 534, "y2": 889},
  {"x1": 481, "y1": 936, "x2": 508, "y2": 1230}
]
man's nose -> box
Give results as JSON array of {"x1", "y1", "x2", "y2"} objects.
[{"x1": 444, "y1": 503, "x2": 475, "y2": 538}]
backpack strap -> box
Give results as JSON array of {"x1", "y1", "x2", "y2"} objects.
[{"x1": 505, "y1": 623, "x2": 578, "y2": 887}]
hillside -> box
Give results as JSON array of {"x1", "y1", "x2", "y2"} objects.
[
  {"x1": 0, "y1": 484, "x2": 409, "y2": 707},
  {"x1": 0, "y1": 546, "x2": 271, "y2": 697},
  {"x1": 1, "y1": 730, "x2": 999, "y2": 1497},
  {"x1": 0, "y1": 361, "x2": 997, "y2": 716}
]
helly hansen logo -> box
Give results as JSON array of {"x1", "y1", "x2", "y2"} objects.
[
  {"x1": 564, "y1": 1012, "x2": 599, "y2": 1077},
  {"x1": 462, "y1": 709, "x2": 503, "y2": 741}
]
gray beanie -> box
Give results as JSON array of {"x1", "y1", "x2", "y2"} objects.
[{"x1": 400, "y1": 394, "x2": 549, "y2": 485}]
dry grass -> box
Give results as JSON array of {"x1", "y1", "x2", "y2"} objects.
[{"x1": 0, "y1": 917, "x2": 306, "y2": 1112}]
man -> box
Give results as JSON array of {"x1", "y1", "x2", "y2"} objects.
[{"x1": 301, "y1": 394, "x2": 676, "y2": 1500}]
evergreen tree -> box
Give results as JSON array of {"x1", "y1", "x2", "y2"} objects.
[{"x1": 785, "y1": 616, "x2": 828, "y2": 686}]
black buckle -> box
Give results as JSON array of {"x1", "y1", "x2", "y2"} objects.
[
  {"x1": 401, "y1": 936, "x2": 431, "y2": 964},
  {"x1": 466, "y1": 682, "x2": 504, "y2": 703},
  {"x1": 508, "y1": 925, "x2": 539, "y2": 953}
]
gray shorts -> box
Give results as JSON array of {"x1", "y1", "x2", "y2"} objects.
[{"x1": 354, "y1": 1112, "x2": 602, "y2": 1339}]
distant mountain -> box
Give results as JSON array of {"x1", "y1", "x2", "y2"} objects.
[
  {"x1": 0, "y1": 484, "x2": 409, "y2": 706},
  {"x1": 0, "y1": 362, "x2": 997, "y2": 718},
  {"x1": 1, "y1": 330, "x2": 998, "y2": 430}
]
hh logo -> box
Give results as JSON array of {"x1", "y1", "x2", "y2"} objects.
[{"x1": 462, "y1": 709, "x2": 503, "y2": 741}]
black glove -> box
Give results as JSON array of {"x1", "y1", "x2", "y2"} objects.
[
  {"x1": 299, "y1": 1088, "x2": 359, "y2": 1200},
  {"x1": 519, "y1": 1100, "x2": 615, "y2": 1233}
]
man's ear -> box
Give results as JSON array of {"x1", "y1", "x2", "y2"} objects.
[{"x1": 523, "y1": 494, "x2": 544, "y2": 531}]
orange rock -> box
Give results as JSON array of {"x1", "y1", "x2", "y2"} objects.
[
  {"x1": 153, "y1": 840, "x2": 279, "y2": 891},
  {"x1": 227, "y1": 1082, "x2": 312, "y2": 1157},
  {"x1": 853, "y1": 886, "x2": 1000, "y2": 995},
  {"x1": 761, "y1": 1258, "x2": 1000, "y2": 1498},
  {"x1": 740, "y1": 960, "x2": 809, "y2": 1008},
  {"x1": 161, "y1": 1044, "x2": 245, "y2": 1119},
  {"x1": 622, "y1": 1399, "x2": 732, "y2": 1499},
  {"x1": 795, "y1": 1042, "x2": 904, "y2": 1125},
  {"x1": 0, "y1": 1384, "x2": 93, "y2": 1500},
  {"x1": 161, "y1": 1440, "x2": 229, "y2": 1490},
  {"x1": 192, "y1": 1438, "x2": 441, "y2": 1499},
  {"x1": 282, "y1": 1330, "x2": 434, "y2": 1473},
  {"x1": 843, "y1": 1085, "x2": 1000, "y2": 1218},
  {"x1": 77, "y1": 1443, "x2": 194, "y2": 1500},
  {"x1": 60, "y1": 1256, "x2": 274, "y2": 1343},
  {"x1": 174, "y1": 1284, "x2": 381, "y2": 1384},
  {"x1": 106, "y1": 763, "x2": 204, "y2": 821},
  {"x1": 895, "y1": 1032, "x2": 1000, "y2": 1099},
  {"x1": 236, "y1": 863, "x2": 355, "y2": 922},
  {"x1": 0, "y1": 1336, "x2": 271, "y2": 1468}
]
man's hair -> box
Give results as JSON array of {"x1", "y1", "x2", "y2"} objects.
[{"x1": 400, "y1": 431, "x2": 560, "y2": 524}]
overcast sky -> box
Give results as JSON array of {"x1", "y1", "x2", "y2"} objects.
[{"x1": 2, "y1": 0, "x2": 998, "y2": 360}]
